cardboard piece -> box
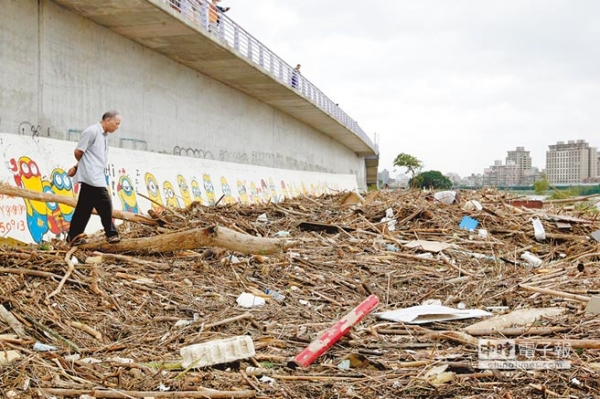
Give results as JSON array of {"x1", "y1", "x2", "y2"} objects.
[
  {"x1": 584, "y1": 297, "x2": 600, "y2": 314},
  {"x1": 590, "y1": 230, "x2": 600, "y2": 243},
  {"x1": 375, "y1": 304, "x2": 491, "y2": 324},
  {"x1": 340, "y1": 191, "x2": 364, "y2": 206}
]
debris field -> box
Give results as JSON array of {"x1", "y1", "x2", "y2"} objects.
[{"x1": 1, "y1": 188, "x2": 600, "y2": 399}]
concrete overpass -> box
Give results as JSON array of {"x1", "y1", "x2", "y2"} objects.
[{"x1": 49, "y1": 0, "x2": 379, "y2": 183}]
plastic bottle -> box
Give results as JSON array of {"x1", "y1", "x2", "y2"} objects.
[
  {"x1": 520, "y1": 251, "x2": 543, "y2": 267},
  {"x1": 265, "y1": 288, "x2": 285, "y2": 302},
  {"x1": 531, "y1": 217, "x2": 546, "y2": 241},
  {"x1": 180, "y1": 336, "x2": 255, "y2": 369}
]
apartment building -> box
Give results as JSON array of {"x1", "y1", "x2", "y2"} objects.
[
  {"x1": 546, "y1": 140, "x2": 598, "y2": 184},
  {"x1": 483, "y1": 147, "x2": 540, "y2": 187}
]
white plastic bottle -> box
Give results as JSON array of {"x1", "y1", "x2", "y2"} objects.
[{"x1": 521, "y1": 251, "x2": 543, "y2": 267}]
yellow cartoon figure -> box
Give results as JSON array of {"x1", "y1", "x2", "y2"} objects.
[
  {"x1": 177, "y1": 175, "x2": 193, "y2": 207},
  {"x1": 190, "y1": 178, "x2": 203, "y2": 204},
  {"x1": 249, "y1": 181, "x2": 260, "y2": 205},
  {"x1": 163, "y1": 181, "x2": 181, "y2": 209},
  {"x1": 145, "y1": 173, "x2": 164, "y2": 210},
  {"x1": 260, "y1": 179, "x2": 270, "y2": 203},
  {"x1": 203, "y1": 174, "x2": 216, "y2": 206},
  {"x1": 117, "y1": 175, "x2": 139, "y2": 213},
  {"x1": 237, "y1": 180, "x2": 249, "y2": 205},
  {"x1": 220, "y1": 176, "x2": 236, "y2": 205},
  {"x1": 50, "y1": 168, "x2": 75, "y2": 221},
  {"x1": 9, "y1": 156, "x2": 48, "y2": 242},
  {"x1": 268, "y1": 178, "x2": 279, "y2": 204}
]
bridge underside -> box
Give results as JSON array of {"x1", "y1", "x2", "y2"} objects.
[{"x1": 50, "y1": 0, "x2": 377, "y2": 158}]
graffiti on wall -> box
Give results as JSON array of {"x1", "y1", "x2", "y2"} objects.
[{"x1": 0, "y1": 133, "x2": 355, "y2": 244}]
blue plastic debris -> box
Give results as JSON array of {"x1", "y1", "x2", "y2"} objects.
[{"x1": 459, "y1": 216, "x2": 479, "y2": 231}]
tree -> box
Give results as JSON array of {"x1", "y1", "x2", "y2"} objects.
[
  {"x1": 393, "y1": 153, "x2": 423, "y2": 188},
  {"x1": 393, "y1": 153, "x2": 423, "y2": 180},
  {"x1": 410, "y1": 170, "x2": 452, "y2": 189},
  {"x1": 533, "y1": 179, "x2": 550, "y2": 195}
]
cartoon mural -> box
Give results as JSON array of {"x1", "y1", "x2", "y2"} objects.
[
  {"x1": 190, "y1": 177, "x2": 203, "y2": 205},
  {"x1": 163, "y1": 181, "x2": 181, "y2": 209},
  {"x1": 117, "y1": 175, "x2": 139, "y2": 213},
  {"x1": 203, "y1": 174, "x2": 216, "y2": 206},
  {"x1": 8, "y1": 156, "x2": 48, "y2": 242},
  {"x1": 50, "y1": 168, "x2": 75, "y2": 222},
  {"x1": 220, "y1": 176, "x2": 236, "y2": 205},
  {"x1": 249, "y1": 181, "x2": 260, "y2": 205},
  {"x1": 269, "y1": 177, "x2": 279, "y2": 204},
  {"x1": 0, "y1": 133, "x2": 358, "y2": 244},
  {"x1": 237, "y1": 180, "x2": 249, "y2": 205},
  {"x1": 144, "y1": 172, "x2": 164, "y2": 210},
  {"x1": 177, "y1": 174, "x2": 193, "y2": 207}
]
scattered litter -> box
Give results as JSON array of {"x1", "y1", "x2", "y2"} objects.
[
  {"x1": 236, "y1": 293, "x2": 266, "y2": 308},
  {"x1": 463, "y1": 200, "x2": 483, "y2": 211},
  {"x1": 404, "y1": 240, "x2": 456, "y2": 252},
  {"x1": 375, "y1": 304, "x2": 491, "y2": 324},
  {"x1": 380, "y1": 208, "x2": 397, "y2": 231},
  {"x1": 531, "y1": 217, "x2": 546, "y2": 241},
  {"x1": 273, "y1": 230, "x2": 290, "y2": 237},
  {"x1": 459, "y1": 216, "x2": 479, "y2": 231},
  {"x1": 465, "y1": 308, "x2": 566, "y2": 334},
  {"x1": 256, "y1": 213, "x2": 269, "y2": 223},
  {"x1": 520, "y1": 251, "x2": 543, "y2": 267},
  {"x1": 32, "y1": 343, "x2": 57, "y2": 352},
  {"x1": 585, "y1": 297, "x2": 600, "y2": 314},
  {"x1": 180, "y1": 336, "x2": 255, "y2": 369}
]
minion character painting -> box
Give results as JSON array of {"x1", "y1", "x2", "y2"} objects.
[
  {"x1": 177, "y1": 175, "x2": 193, "y2": 207},
  {"x1": 42, "y1": 179, "x2": 69, "y2": 235},
  {"x1": 203, "y1": 174, "x2": 216, "y2": 206},
  {"x1": 163, "y1": 181, "x2": 181, "y2": 209},
  {"x1": 8, "y1": 156, "x2": 48, "y2": 242},
  {"x1": 50, "y1": 168, "x2": 75, "y2": 222},
  {"x1": 190, "y1": 178, "x2": 203, "y2": 205},
  {"x1": 237, "y1": 180, "x2": 249, "y2": 205},
  {"x1": 220, "y1": 176, "x2": 236, "y2": 205},
  {"x1": 117, "y1": 175, "x2": 139, "y2": 213},
  {"x1": 144, "y1": 172, "x2": 164, "y2": 210}
]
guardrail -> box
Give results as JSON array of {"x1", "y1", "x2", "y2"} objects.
[{"x1": 163, "y1": 0, "x2": 378, "y2": 153}]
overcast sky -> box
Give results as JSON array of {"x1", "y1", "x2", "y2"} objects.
[{"x1": 227, "y1": 1, "x2": 600, "y2": 177}]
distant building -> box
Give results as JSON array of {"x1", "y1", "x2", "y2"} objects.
[
  {"x1": 378, "y1": 169, "x2": 390, "y2": 186},
  {"x1": 546, "y1": 140, "x2": 598, "y2": 184},
  {"x1": 483, "y1": 147, "x2": 540, "y2": 187}
]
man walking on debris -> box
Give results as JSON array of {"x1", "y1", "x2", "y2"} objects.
[{"x1": 66, "y1": 111, "x2": 122, "y2": 246}]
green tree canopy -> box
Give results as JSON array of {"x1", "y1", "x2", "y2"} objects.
[
  {"x1": 533, "y1": 179, "x2": 550, "y2": 195},
  {"x1": 393, "y1": 153, "x2": 423, "y2": 179},
  {"x1": 410, "y1": 170, "x2": 452, "y2": 189}
]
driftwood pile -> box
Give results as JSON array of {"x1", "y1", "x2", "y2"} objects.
[{"x1": 1, "y1": 188, "x2": 600, "y2": 398}]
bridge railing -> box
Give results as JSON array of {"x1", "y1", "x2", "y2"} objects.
[{"x1": 163, "y1": 0, "x2": 378, "y2": 153}]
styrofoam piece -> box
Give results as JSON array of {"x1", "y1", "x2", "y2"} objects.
[{"x1": 181, "y1": 336, "x2": 256, "y2": 369}]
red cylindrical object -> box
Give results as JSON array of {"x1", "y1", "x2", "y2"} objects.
[{"x1": 293, "y1": 294, "x2": 380, "y2": 367}]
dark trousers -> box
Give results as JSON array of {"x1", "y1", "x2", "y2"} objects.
[{"x1": 67, "y1": 183, "x2": 118, "y2": 240}]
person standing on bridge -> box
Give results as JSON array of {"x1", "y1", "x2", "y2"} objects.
[
  {"x1": 209, "y1": 0, "x2": 230, "y2": 28},
  {"x1": 66, "y1": 111, "x2": 122, "y2": 246},
  {"x1": 291, "y1": 64, "x2": 301, "y2": 89}
]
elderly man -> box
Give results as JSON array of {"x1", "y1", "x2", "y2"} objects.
[{"x1": 66, "y1": 111, "x2": 122, "y2": 246}]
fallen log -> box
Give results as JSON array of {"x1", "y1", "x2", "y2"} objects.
[
  {"x1": 80, "y1": 225, "x2": 297, "y2": 255},
  {"x1": 0, "y1": 184, "x2": 156, "y2": 226}
]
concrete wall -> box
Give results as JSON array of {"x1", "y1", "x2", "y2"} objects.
[
  {"x1": 0, "y1": 0, "x2": 366, "y2": 184},
  {"x1": 0, "y1": 133, "x2": 357, "y2": 244}
]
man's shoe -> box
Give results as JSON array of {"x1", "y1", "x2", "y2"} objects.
[
  {"x1": 68, "y1": 234, "x2": 88, "y2": 247},
  {"x1": 107, "y1": 235, "x2": 121, "y2": 244}
]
